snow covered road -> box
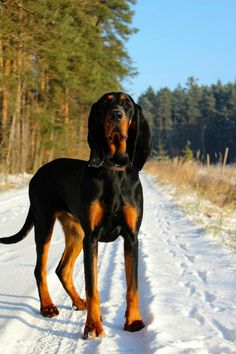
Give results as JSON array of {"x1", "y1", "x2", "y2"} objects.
[{"x1": 0, "y1": 175, "x2": 236, "y2": 353}]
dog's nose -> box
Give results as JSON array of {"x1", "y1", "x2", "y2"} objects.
[{"x1": 110, "y1": 109, "x2": 123, "y2": 121}]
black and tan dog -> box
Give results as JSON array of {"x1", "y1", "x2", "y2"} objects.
[{"x1": 0, "y1": 92, "x2": 151, "y2": 339}]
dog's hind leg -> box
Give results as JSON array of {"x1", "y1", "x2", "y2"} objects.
[
  {"x1": 34, "y1": 214, "x2": 59, "y2": 318},
  {"x1": 56, "y1": 212, "x2": 86, "y2": 311}
]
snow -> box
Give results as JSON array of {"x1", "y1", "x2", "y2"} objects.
[
  {"x1": 0, "y1": 175, "x2": 236, "y2": 353},
  {"x1": 0, "y1": 173, "x2": 31, "y2": 190},
  {"x1": 152, "y1": 179, "x2": 236, "y2": 250}
]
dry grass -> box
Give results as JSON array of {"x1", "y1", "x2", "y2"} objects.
[
  {"x1": 144, "y1": 158, "x2": 236, "y2": 247},
  {"x1": 145, "y1": 158, "x2": 236, "y2": 209}
]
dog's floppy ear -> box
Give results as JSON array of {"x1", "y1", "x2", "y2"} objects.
[
  {"x1": 127, "y1": 104, "x2": 151, "y2": 171},
  {"x1": 87, "y1": 102, "x2": 105, "y2": 168}
]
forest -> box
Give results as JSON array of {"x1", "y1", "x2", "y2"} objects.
[
  {"x1": 1, "y1": 1, "x2": 236, "y2": 176},
  {"x1": 0, "y1": 0, "x2": 136, "y2": 174},
  {"x1": 139, "y1": 78, "x2": 236, "y2": 163}
]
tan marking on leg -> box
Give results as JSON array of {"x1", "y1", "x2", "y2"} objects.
[
  {"x1": 123, "y1": 205, "x2": 138, "y2": 233},
  {"x1": 39, "y1": 240, "x2": 53, "y2": 308},
  {"x1": 37, "y1": 223, "x2": 59, "y2": 317},
  {"x1": 57, "y1": 212, "x2": 86, "y2": 310},
  {"x1": 84, "y1": 249, "x2": 104, "y2": 339},
  {"x1": 124, "y1": 252, "x2": 144, "y2": 331},
  {"x1": 89, "y1": 200, "x2": 104, "y2": 231}
]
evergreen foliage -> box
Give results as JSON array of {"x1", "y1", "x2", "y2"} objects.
[
  {"x1": 0, "y1": 0, "x2": 136, "y2": 173},
  {"x1": 182, "y1": 140, "x2": 193, "y2": 161},
  {"x1": 139, "y1": 78, "x2": 236, "y2": 163}
]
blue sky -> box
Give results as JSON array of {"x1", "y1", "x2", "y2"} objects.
[{"x1": 124, "y1": 0, "x2": 236, "y2": 100}]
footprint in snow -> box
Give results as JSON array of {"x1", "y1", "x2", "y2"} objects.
[{"x1": 213, "y1": 319, "x2": 236, "y2": 342}]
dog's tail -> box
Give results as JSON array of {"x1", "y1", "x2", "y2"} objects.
[{"x1": 0, "y1": 207, "x2": 34, "y2": 244}]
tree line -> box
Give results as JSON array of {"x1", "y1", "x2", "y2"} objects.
[
  {"x1": 0, "y1": 0, "x2": 136, "y2": 174},
  {"x1": 138, "y1": 77, "x2": 236, "y2": 163}
]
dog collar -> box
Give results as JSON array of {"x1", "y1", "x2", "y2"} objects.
[{"x1": 102, "y1": 162, "x2": 127, "y2": 171}]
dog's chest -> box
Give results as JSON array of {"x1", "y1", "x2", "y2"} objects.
[{"x1": 102, "y1": 175, "x2": 130, "y2": 213}]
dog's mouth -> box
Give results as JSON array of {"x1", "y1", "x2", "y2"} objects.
[
  {"x1": 104, "y1": 128, "x2": 128, "y2": 167},
  {"x1": 105, "y1": 152, "x2": 129, "y2": 168},
  {"x1": 106, "y1": 136, "x2": 129, "y2": 167},
  {"x1": 112, "y1": 126, "x2": 120, "y2": 133},
  {"x1": 104, "y1": 113, "x2": 129, "y2": 168},
  {"x1": 106, "y1": 130, "x2": 128, "y2": 143},
  {"x1": 105, "y1": 121, "x2": 126, "y2": 137}
]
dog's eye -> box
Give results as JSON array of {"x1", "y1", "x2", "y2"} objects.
[
  {"x1": 102, "y1": 99, "x2": 109, "y2": 106},
  {"x1": 123, "y1": 101, "x2": 131, "y2": 110}
]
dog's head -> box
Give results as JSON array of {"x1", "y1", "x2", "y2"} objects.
[{"x1": 88, "y1": 92, "x2": 151, "y2": 171}]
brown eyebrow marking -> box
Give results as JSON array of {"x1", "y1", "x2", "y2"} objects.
[
  {"x1": 120, "y1": 94, "x2": 127, "y2": 100},
  {"x1": 107, "y1": 95, "x2": 114, "y2": 100}
]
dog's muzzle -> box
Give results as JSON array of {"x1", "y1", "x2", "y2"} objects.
[
  {"x1": 109, "y1": 109, "x2": 123, "y2": 121},
  {"x1": 105, "y1": 109, "x2": 127, "y2": 141}
]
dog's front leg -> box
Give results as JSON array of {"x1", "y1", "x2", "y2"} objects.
[
  {"x1": 83, "y1": 237, "x2": 104, "y2": 339},
  {"x1": 124, "y1": 237, "x2": 145, "y2": 332}
]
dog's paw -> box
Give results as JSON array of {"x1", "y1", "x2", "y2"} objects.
[
  {"x1": 83, "y1": 320, "x2": 105, "y2": 339},
  {"x1": 40, "y1": 305, "x2": 59, "y2": 318},
  {"x1": 72, "y1": 299, "x2": 87, "y2": 311},
  {"x1": 124, "y1": 319, "x2": 145, "y2": 332}
]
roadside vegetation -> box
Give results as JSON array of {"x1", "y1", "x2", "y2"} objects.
[
  {"x1": 145, "y1": 158, "x2": 236, "y2": 248},
  {"x1": 146, "y1": 157, "x2": 236, "y2": 208}
]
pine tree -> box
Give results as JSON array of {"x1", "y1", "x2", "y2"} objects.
[
  {"x1": 0, "y1": 0, "x2": 137, "y2": 174},
  {"x1": 182, "y1": 140, "x2": 193, "y2": 161},
  {"x1": 199, "y1": 87, "x2": 216, "y2": 159},
  {"x1": 138, "y1": 78, "x2": 236, "y2": 163},
  {"x1": 155, "y1": 88, "x2": 172, "y2": 156}
]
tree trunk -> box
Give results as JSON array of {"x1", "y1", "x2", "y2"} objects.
[
  {"x1": 1, "y1": 40, "x2": 10, "y2": 147},
  {"x1": 5, "y1": 76, "x2": 22, "y2": 176},
  {"x1": 63, "y1": 87, "x2": 70, "y2": 124}
]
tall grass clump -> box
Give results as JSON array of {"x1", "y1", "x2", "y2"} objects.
[{"x1": 145, "y1": 157, "x2": 236, "y2": 209}]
